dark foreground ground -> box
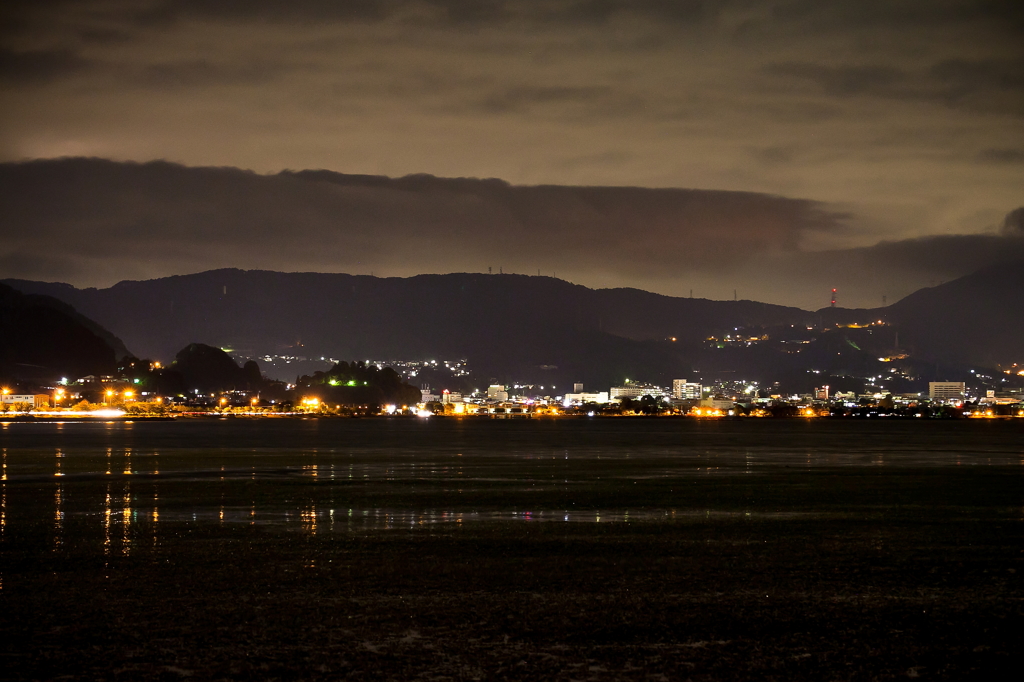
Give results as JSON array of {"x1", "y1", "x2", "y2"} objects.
[{"x1": 2, "y1": 465, "x2": 1022, "y2": 681}]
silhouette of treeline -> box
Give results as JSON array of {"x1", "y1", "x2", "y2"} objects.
[
  {"x1": 172, "y1": 343, "x2": 264, "y2": 392},
  {"x1": 295, "y1": 361, "x2": 422, "y2": 407},
  {"x1": 106, "y1": 344, "x2": 265, "y2": 396}
]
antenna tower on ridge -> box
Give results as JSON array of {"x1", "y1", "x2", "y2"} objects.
[{"x1": 830, "y1": 288, "x2": 837, "y2": 308}]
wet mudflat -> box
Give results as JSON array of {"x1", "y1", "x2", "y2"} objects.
[{"x1": 1, "y1": 418, "x2": 1022, "y2": 680}]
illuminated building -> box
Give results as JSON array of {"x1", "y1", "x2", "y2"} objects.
[
  {"x1": 672, "y1": 380, "x2": 702, "y2": 400},
  {"x1": 700, "y1": 397, "x2": 735, "y2": 410},
  {"x1": 929, "y1": 382, "x2": 965, "y2": 401},
  {"x1": 0, "y1": 394, "x2": 50, "y2": 409},
  {"x1": 563, "y1": 391, "x2": 610, "y2": 405},
  {"x1": 610, "y1": 382, "x2": 664, "y2": 399}
]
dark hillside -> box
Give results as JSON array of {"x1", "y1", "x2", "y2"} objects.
[
  {"x1": 0, "y1": 283, "x2": 123, "y2": 382},
  {"x1": 883, "y1": 262, "x2": 1024, "y2": 366},
  {"x1": 3, "y1": 271, "x2": 808, "y2": 386}
]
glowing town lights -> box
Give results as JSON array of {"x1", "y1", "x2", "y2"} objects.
[
  {"x1": 690, "y1": 407, "x2": 724, "y2": 417},
  {"x1": 91, "y1": 409, "x2": 125, "y2": 418},
  {"x1": 384, "y1": 404, "x2": 397, "y2": 415},
  {"x1": 123, "y1": 390, "x2": 134, "y2": 400}
]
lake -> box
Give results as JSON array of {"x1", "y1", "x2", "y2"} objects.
[{"x1": 2, "y1": 418, "x2": 1022, "y2": 680}]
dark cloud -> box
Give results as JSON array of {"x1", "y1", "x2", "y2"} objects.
[
  {"x1": 2, "y1": 158, "x2": 1021, "y2": 311},
  {"x1": 106, "y1": 1, "x2": 714, "y2": 29},
  {"x1": 0, "y1": 157, "x2": 835, "y2": 290},
  {"x1": 767, "y1": 0, "x2": 1024, "y2": 34},
  {"x1": 477, "y1": 85, "x2": 612, "y2": 114},
  {"x1": 766, "y1": 63, "x2": 905, "y2": 97},
  {"x1": 750, "y1": 145, "x2": 798, "y2": 165},
  {"x1": 978, "y1": 148, "x2": 1024, "y2": 164},
  {"x1": 765, "y1": 57, "x2": 1024, "y2": 117},
  {"x1": 1002, "y1": 207, "x2": 1024, "y2": 235},
  {"x1": 4, "y1": 1, "x2": 1014, "y2": 36},
  {"x1": 77, "y1": 27, "x2": 134, "y2": 45},
  {"x1": 0, "y1": 0, "x2": 1020, "y2": 262},
  {"x1": 768, "y1": 228, "x2": 1024, "y2": 309},
  {"x1": 0, "y1": 47, "x2": 89, "y2": 84},
  {"x1": 930, "y1": 58, "x2": 1024, "y2": 114},
  {"x1": 138, "y1": 59, "x2": 280, "y2": 89}
]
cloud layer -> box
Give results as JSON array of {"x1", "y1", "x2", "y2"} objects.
[
  {"x1": 1, "y1": 1, "x2": 1021, "y2": 248},
  {"x1": 2, "y1": 158, "x2": 1022, "y2": 310}
]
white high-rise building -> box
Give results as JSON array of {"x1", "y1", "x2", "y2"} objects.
[{"x1": 672, "y1": 380, "x2": 702, "y2": 400}]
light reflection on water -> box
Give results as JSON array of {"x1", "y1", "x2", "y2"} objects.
[
  {"x1": 53, "y1": 502, "x2": 819, "y2": 533},
  {"x1": 0, "y1": 419, "x2": 1021, "y2": 553}
]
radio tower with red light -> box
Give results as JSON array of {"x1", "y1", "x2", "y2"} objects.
[{"x1": 830, "y1": 288, "x2": 837, "y2": 308}]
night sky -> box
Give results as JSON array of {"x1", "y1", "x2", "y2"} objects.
[{"x1": 1, "y1": 1, "x2": 1022, "y2": 309}]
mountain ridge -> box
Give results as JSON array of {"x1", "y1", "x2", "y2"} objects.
[{"x1": 4, "y1": 262, "x2": 1023, "y2": 387}]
